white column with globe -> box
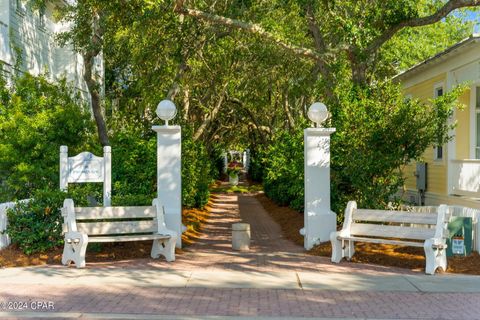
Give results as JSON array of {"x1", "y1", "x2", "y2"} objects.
[
  {"x1": 153, "y1": 100, "x2": 184, "y2": 248},
  {"x1": 301, "y1": 102, "x2": 337, "y2": 250}
]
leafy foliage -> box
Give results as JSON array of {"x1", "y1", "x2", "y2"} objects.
[
  {"x1": 262, "y1": 127, "x2": 305, "y2": 212},
  {"x1": 330, "y1": 83, "x2": 461, "y2": 216},
  {"x1": 0, "y1": 74, "x2": 94, "y2": 202},
  {"x1": 108, "y1": 118, "x2": 214, "y2": 209},
  {"x1": 256, "y1": 82, "x2": 463, "y2": 221},
  {"x1": 182, "y1": 129, "x2": 214, "y2": 208},
  {"x1": 6, "y1": 188, "x2": 89, "y2": 255}
]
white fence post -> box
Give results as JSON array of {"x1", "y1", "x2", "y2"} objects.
[
  {"x1": 103, "y1": 146, "x2": 112, "y2": 206},
  {"x1": 60, "y1": 146, "x2": 68, "y2": 191},
  {"x1": 0, "y1": 202, "x2": 11, "y2": 250}
]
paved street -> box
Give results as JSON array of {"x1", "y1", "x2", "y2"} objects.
[{"x1": 1, "y1": 191, "x2": 480, "y2": 319}]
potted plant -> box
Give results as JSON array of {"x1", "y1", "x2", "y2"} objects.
[{"x1": 227, "y1": 162, "x2": 242, "y2": 186}]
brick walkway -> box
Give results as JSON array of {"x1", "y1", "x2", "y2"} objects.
[{"x1": 1, "y1": 187, "x2": 480, "y2": 319}]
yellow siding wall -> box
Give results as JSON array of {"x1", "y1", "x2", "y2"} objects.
[
  {"x1": 403, "y1": 74, "x2": 447, "y2": 195},
  {"x1": 456, "y1": 90, "x2": 471, "y2": 159}
]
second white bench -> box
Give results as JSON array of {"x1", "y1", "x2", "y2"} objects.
[
  {"x1": 62, "y1": 198, "x2": 177, "y2": 268},
  {"x1": 330, "y1": 201, "x2": 449, "y2": 275}
]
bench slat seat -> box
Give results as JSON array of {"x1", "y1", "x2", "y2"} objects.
[
  {"x1": 354, "y1": 210, "x2": 438, "y2": 225},
  {"x1": 350, "y1": 224, "x2": 436, "y2": 240},
  {"x1": 77, "y1": 220, "x2": 158, "y2": 235},
  {"x1": 87, "y1": 234, "x2": 170, "y2": 243},
  {"x1": 74, "y1": 206, "x2": 156, "y2": 219},
  {"x1": 330, "y1": 201, "x2": 449, "y2": 275},
  {"x1": 61, "y1": 198, "x2": 177, "y2": 268},
  {"x1": 337, "y1": 236, "x2": 446, "y2": 248}
]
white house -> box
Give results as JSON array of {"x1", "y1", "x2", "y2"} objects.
[{"x1": 0, "y1": 0, "x2": 103, "y2": 97}]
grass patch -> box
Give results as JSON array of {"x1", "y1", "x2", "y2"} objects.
[{"x1": 210, "y1": 183, "x2": 263, "y2": 194}]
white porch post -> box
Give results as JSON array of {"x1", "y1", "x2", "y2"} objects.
[
  {"x1": 301, "y1": 103, "x2": 337, "y2": 250},
  {"x1": 153, "y1": 100, "x2": 183, "y2": 248}
]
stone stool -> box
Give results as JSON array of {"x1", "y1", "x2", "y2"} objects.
[{"x1": 232, "y1": 223, "x2": 250, "y2": 251}]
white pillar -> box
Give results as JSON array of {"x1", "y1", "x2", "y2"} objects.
[
  {"x1": 103, "y1": 146, "x2": 112, "y2": 206},
  {"x1": 59, "y1": 146, "x2": 68, "y2": 191},
  {"x1": 152, "y1": 125, "x2": 183, "y2": 248},
  {"x1": 302, "y1": 127, "x2": 337, "y2": 250},
  {"x1": 222, "y1": 152, "x2": 228, "y2": 174}
]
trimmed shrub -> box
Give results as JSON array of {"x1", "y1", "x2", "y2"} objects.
[{"x1": 6, "y1": 188, "x2": 89, "y2": 255}]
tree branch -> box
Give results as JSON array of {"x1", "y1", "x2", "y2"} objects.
[
  {"x1": 193, "y1": 82, "x2": 229, "y2": 141},
  {"x1": 366, "y1": 0, "x2": 480, "y2": 55},
  {"x1": 174, "y1": 2, "x2": 326, "y2": 62}
]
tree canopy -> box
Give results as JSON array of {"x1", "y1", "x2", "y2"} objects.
[{"x1": 17, "y1": 0, "x2": 479, "y2": 212}]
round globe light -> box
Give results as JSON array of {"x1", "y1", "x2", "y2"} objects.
[
  {"x1": 308, "y1": 102, "x2": 329, "y2": 127},
  {"x1": 156, "y1": 99, "x2": 177, "y2": 126}
]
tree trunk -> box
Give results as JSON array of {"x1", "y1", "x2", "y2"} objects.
[
  {"x1": 83, "y1": 53, "x2": 109, "y2": 146},
  {"x1": 183, "y1": 86, "x2": 190, "y2": 121},
  {"x1": 282, "y1": 91, "x2": 295, "y2": 130},
  {"x1": 193, "y1": 82, "x2": 228, "y2": 141}
]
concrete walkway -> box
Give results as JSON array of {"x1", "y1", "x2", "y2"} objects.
[{"x1": 1, "y1": 191, "x2": 480, "y2": 319}]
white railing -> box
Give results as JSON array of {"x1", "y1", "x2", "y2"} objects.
[
  {"x1": 450, "y1": 159, "x2": 480, "y2": 197},
  {"x1": 0, "y1": 199, "x2": 30, "y2": 250}
]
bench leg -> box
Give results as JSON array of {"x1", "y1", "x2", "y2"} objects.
[
  {"x1": 346, "y1": 240, "x2": 355, "y2": 260},
  {"x1": 62, "y1": 232, "x2": 88, "y2": 268},
  {"x1": 424, "y1": 239, "x2": 447, "y2": 275},
  {"x1": 151, "y1": 236, "x2": 176, "y2": 262},
  {"x1": 330, "y1": 231, "x2": 344, "y2": 263}
]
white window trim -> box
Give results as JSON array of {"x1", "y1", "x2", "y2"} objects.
[
  {"x1": 469, "y1": 83, "x2": 480, "y2": 159},
  {"x1": 433, "y1": 82, "x2": 445, "y2": 163}
]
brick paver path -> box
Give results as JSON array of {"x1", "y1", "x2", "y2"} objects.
[{"x1": 2, "y1": 181, "x2": 480, "y2": 319}]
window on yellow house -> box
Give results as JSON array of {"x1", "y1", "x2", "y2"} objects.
[
  {"x1": 476, "y1": 86, "x2": 480, "y2": 159},
  {"x1": 434, "y1": 85, "x2": 444, "y2": 161}
]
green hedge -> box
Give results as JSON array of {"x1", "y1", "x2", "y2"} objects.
[{"x1": 262, "y1": 128, "x2": 305, "y2": 212}]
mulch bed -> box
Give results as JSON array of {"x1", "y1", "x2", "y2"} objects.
[
  {"x1": 0, "y1": 205, "x2": 210, "y2": 268},
  {"x1": 255, "y1": 193, "x2": 480, "y2": 275}
]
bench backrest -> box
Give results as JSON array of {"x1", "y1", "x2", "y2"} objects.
[
  {"x1": 62, "y1": 198, "x2": 168, "y2": 236},
  {"x1": 343, "y1": 201, "x2": 448, "y2": 241}
]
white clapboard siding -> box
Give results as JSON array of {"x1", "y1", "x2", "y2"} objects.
[
  {"x1": 77, "y1": 220, "x2": 158, "y2": 236},
  {"x1": 74, "y1": 206, "x2": 156, "y2": 220},
  {"x1": 354, "y1": 209, "x2": 438, "y2": 225},
  {"x1": 350, "y1": 223, "x2": 436, "y2": 240}
]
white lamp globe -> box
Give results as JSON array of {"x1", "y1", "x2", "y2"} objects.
[
  {"x1": 308, "y1": 102, "x2": 329, "y2": 127},
  {"x1": 156, "y1": 99, "x2": 177, "y2": 125}
]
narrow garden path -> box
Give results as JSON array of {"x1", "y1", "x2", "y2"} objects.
[{"x1": 168, "y1": 179, "x2": 416, "y2": 275}]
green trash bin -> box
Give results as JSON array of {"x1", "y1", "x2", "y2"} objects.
[{"x1": 446, "y1": 217, "x2": 473, "y2": 257}]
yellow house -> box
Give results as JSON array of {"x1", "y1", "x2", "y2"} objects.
[{"x1": 396, "y1": 34, "x2": 480, "y2": 208}]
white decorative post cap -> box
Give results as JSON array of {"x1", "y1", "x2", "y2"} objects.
[
  {"x1": 308, "y1": 102, "x2": 329, "y2": 127},
  {"x1": 156, "y1": 99, "x2": 177, "y2": 126}
]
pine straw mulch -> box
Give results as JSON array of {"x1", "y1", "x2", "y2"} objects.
[
  {"x1": 0, "y1": 203, "x2": 211, "y2": 268},
  {"x1": 255, "y1": 193, "x2": 480, "y2": 275}
]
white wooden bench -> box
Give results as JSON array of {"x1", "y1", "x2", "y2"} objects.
[
  {"x1": 61, "y1": 198, "x2": 177, "y2": 268},
  {"x1": 330, "y1": 201, "x2": 449, "y2": 275}
]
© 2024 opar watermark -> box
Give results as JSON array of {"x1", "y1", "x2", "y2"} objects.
[{"x1": 1, "y1": 301, "x2": 54, "y2": 311}]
